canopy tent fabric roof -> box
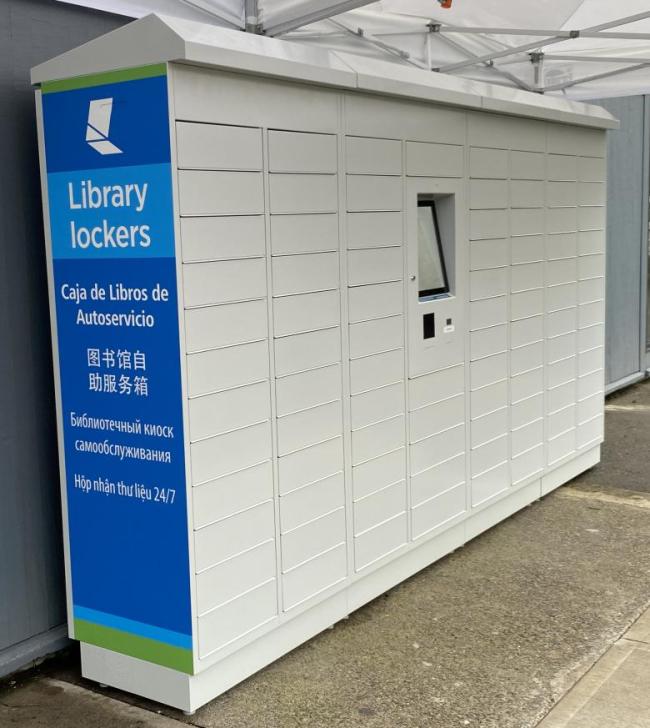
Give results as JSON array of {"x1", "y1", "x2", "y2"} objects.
[{"x1": 56, "y1": 0, "x2": 650, "y2": 99}]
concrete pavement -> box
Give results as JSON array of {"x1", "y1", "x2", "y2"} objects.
[
  {"x1": 0, "y1": 678, "x2": 182, "y2": 728},
  {"x1": 2, "y1": 379, "x2": 650, "y2": 728},
  {"x1": 538, "y1": 609, "x2": 650, "y2": 728}
]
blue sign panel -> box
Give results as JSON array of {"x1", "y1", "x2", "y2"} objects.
[{"x1": 41, "y1": 65, "x2": 193, "y2": 673}]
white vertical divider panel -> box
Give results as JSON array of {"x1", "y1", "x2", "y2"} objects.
[
  {"x1": 400, "y1": 139, "x2": 413, "y2": 547},
  {"x1": 461, "y1": 119, "x2": 472, "y2": 526},
  {"x1": 261, "y1": 128, "x2": 285, "y2": 621},
  {"x1": 337, "y1": 97, "x2": 355, "y2": 589},
  {"x1": 166, "y1": 72, "x2": 199, "y2": 673},
  {"x1": 540, "y1": 143, "x2": 549, "y2": 485},
  {"x1": 502, "y1": 126, "x2": 513, "y2": 506}
]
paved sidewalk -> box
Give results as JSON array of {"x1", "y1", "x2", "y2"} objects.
[{"x1": 538, "y1": 608, "x2": 650, "y2": 728}]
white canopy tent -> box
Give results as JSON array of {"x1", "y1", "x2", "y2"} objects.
[{"x1": 56, "y1": 0, "x2": 650, "y2": 99}]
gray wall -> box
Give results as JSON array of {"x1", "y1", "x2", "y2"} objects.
[
  {"x1": 0, "y1": 0, "x2": 125, "y2": 677},
  {"x1": 594, "y1": 96, "x2": 649, "y2": 390}
]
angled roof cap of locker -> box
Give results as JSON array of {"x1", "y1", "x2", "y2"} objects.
[{"x1": 31, "y1": 13, "x2": 617, "y2": 131}]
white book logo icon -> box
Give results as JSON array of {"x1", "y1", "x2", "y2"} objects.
[{"x1": 86, "y1": 98, "x2": 122, "y2": 155}]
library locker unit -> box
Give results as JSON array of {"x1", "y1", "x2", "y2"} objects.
[{"x1": 32, "y1": 14, "x2": 617, "y2": 712}]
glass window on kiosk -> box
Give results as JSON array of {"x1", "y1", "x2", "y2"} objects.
[{"x1": 417, "y1": 200, "x2": 449, "y2": 300}]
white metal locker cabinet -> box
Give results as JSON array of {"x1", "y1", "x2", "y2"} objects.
[{"x1": 32, "y1": 13, "x2": 616, "y2": 712}]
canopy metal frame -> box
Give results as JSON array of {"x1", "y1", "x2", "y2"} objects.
[
  {"x1": 178, "y1": 0, "x2": 243, "y2": 28},
  {"x1": 264, "y1": 1, "x2": 375, "y2": 36},
  {"x1": 56, "y1": 1, "x2": 650, "y2": 95},
  {"x1": 328, "y1": 17, "x2": 428, "y2": 68},
  {"x1": 273, "y1": 5, "x2": 650, "y2": 95}
]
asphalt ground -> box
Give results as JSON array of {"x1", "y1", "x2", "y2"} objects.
[{"x1": 574, "y1": 378, "x2": 650, "y2": 495}]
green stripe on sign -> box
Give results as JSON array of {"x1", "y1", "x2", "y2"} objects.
[
  {"x1": 41, "y1": 63, "x2": 167, "y2": 94},
  {"x1": 74, "y1": 619, "x2": 193, "y2": 674}
]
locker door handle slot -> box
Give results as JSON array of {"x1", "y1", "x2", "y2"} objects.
[{"x1": 423, "y1": 312, "x2": 435, "y2": 339}]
